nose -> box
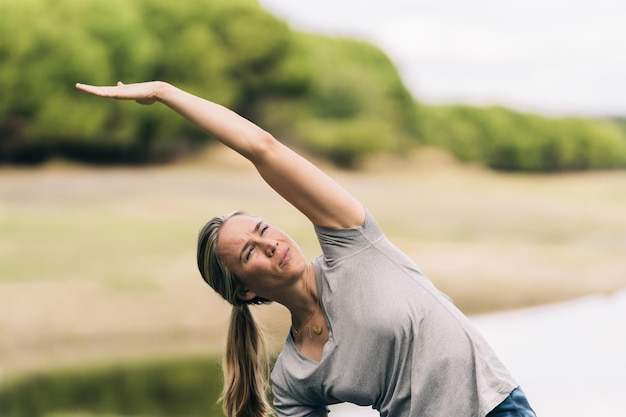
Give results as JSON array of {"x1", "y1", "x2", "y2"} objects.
[{"x1": 262, "y1": 240, "x2": 278, "y2": 257}]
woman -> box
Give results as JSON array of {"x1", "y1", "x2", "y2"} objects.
[{"x1": 76, "y1": 81, "x2": 536, "y2": 417}]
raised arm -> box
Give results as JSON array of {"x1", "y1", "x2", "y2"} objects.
[{"x1": 76, "y1": 81, "x2": 364, "y2": 228}]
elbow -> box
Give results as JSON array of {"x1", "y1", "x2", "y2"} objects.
[{"x1": 246, "y1": 130, "x2": 280, "y2": 163}]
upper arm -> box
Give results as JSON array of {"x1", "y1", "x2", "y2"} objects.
[{"x1": 252, "y1": 134, "x2": 365, "y2": 229}]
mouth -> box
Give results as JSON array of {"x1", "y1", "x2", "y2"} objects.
[{"x1": 279, "y1": 247, "x2": 291, "y2": 267}]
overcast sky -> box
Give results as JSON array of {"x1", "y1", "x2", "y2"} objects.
[{"x1": 260, "y1": 0, "x2": 626, "y2": 117}]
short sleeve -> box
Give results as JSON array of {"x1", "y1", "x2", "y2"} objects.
[
  {"x1": 272, "y1": 372, "x2": 328, "y2": 417},
  {"x1": 313, "y1": 209, "x2": 383, "y2": 265}
]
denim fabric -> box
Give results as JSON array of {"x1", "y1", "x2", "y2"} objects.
[{"x1": 486, "y1": 387, "x2": 537, "y2": 417}]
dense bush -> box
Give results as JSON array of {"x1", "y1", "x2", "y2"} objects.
[
  {"x1": 1, "y1": 0, "x2": 162, "y2": 162},
  {"x1": 613, "y1": 117, "x2": 626, "y2": 138},
  {"x1": 0, "y1": 0, "x2": 624, "y2": 171},
  {"x1": 0, "y1": 357, "x2": 223, "y2": 417},
  {"x1": 419, "y1": 105, "x2": 626, "y2": 171},
  {"x1": 255, "y1": 34, "x2": 419, "y2": 167},
  {"x1": 0, "y1": 0, "x2": 417, "y2": 166}
]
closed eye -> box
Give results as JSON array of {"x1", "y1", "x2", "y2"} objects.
[
  {"x1": 246, "y1": 225, "x2": 267, "y2": 260},
  {"x1": 241, "y1": 221, "x2": 267, "y2": 263},
  {"x1": 245, "y1": 246, "x2": 254, "y2": 261}
]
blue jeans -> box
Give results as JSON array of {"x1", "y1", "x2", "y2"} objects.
[{"x1": 486, "y1": 387, "x2": 537, "y2": 417}]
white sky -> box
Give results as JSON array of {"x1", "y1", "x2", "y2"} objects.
[{"x1": 259, "y1": 0, "x2": 626, "y2": 117}]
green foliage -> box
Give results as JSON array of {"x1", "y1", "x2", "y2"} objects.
[
  {"x1": 0, "y1": 0, "x2": 299, "y2": 163},
  {"x1": 259, "y1": 34, "x2": 419, "y2": 167},
  {"x1": 1, "y1": 0, "x2": 624, "y2": 171},
  {"x1": 0, "y1": 357, "x2": 224, "y2": 417},
  {"x1": 297, "y1": 117, "x2": 399, "y2": 167},
  {"x1": 613, "y1": 117, "x2": 626, "y2": 136},
  {"x1": 419, "y1": 105, "x2": 626, "y2": 171},
  {"x1": 44, "y1": 413, "x2": 131, "y2": 417},
  {"x1": 0, "y1": 0, "x2": 419, "y2": 166}
]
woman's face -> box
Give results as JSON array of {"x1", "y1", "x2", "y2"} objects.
[{"x1": 216, "y1": 214, "x2": 307, "y2": 301}]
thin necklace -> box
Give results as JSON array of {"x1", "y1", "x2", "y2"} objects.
[{"x1": 291, "y1": 303, "x2": 322, "y2": 337}]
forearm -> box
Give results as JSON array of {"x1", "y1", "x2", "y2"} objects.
[{"x1": 154, "y1": 82, "x2": 271, "y2": 161}]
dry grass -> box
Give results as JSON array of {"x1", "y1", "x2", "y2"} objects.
[{"x1": 1, "y1": 146, "x2": 625, "y2": 377}]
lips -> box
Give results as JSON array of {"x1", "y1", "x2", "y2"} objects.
[{"x1": 279, "y1": 247, "x2": 291, "y2": 267}]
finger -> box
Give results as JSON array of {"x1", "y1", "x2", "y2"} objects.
[
  {"x1": 75, "y1": 83, "x2": 101, "y2": 95},
  {"x1": 75, "y1": 83, "x2": 123, "y2": 99},
  {"x1": 75, "y1": 83, "x2": 104, "y2": 95}
]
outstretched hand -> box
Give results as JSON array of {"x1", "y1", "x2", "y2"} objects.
[{"x1": 75, "y1": 81, "x2": 163, "y2": 105}]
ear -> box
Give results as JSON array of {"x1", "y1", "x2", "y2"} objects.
[{"x1": 236, "y1": 287, "x2": 257, "y2": 302}]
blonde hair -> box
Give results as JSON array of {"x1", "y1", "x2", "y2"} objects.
[{"x1": 197, "y1": 212, "x2": 272, "y2": 417}]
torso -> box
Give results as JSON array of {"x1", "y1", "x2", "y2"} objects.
[{"x1": 270, "y1": 210, "x2": 517, "y2": 417}]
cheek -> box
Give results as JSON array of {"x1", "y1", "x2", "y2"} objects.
[
  {"x1": 233, "y1": 259, "x2": 269, "y2": 284},
  {"x1": 247, "y1": 258, "x2": 273, "y2": 277},
  {"x1": 218, "y1": 254, "x2": 251, "y2": 287}
]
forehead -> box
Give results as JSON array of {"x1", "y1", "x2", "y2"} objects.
[
  {"x1": 217, "y1": 214, "x2": 261, "y2": 256},
  {"x1": 222, "y1": 214, "x2": 261, "y2": 237}
]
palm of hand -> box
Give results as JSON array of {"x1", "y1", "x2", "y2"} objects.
[{"x1": 75, "y1": 81, "x2": 158, "y2": 105}]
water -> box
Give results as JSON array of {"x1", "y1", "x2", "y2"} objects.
[
  {"x1": 329, "y1": 289, "x2": 626, "y2": 416},
  {"x1": 473, "y1": 289, "x2": 626, "y2": 416}
]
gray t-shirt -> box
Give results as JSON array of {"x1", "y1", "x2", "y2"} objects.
[{"x1": 271, "y1": 210, "x2": 517, "y2": 417}]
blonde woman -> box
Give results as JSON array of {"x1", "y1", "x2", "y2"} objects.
[{"x1": 76, "y1": 81, "x2": 536, "y2": 417}]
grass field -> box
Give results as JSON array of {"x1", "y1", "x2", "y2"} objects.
[{"x1": 1, "y1": 146, "x2": 625, "y2": 378}]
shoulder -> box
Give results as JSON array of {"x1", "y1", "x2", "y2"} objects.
[
  {"x1": 314, "y1": 209, "x2": 383, "y2": 245},
  {"x1": 313, "y1": 209, "x2": 386, "y2": 266}
]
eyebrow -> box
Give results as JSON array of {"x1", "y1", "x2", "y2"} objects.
[{"x1": 239, "y1": 220, "x2": 264, "y2": 263}]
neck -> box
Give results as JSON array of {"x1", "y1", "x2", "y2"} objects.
[{"x1": 280, "y1": 263, "x2": 319, "y2": 326}]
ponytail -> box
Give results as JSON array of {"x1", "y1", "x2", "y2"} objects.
[
  {"x1": 197, "y1": 212, "x2": 273, "y2": 417},
  {"x1": 222, "y1": 303, "x2": 272, "y2": 417}
]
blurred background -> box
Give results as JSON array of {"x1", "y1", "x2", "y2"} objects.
[{"x1": 1, "y1": 0, "x2": 624, "y2": 416}]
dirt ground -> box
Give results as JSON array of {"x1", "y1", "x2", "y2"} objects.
[{"x1": 1, "y1": 147, "x2": 625, "y2": 378}]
